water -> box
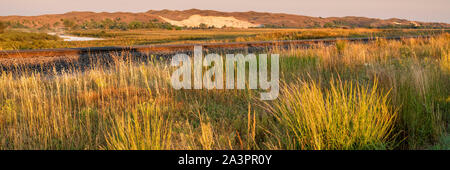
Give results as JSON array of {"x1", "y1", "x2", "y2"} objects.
[{"x1": 48, "y1": 33, "x2": 103, "y2": 41}]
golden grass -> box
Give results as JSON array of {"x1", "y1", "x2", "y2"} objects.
[
  {"x1": 0, "y1": 33, "x2": 448, "y2": 150},
  {"x1": 269, "y1": 79, "x2": 397, "y2": 150},
  {"x1": 106, "y1": 102, "x2": 172, "y2": 150}
]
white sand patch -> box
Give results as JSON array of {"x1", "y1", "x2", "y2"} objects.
[{"x1": 160, "y1": 15, "x2": 261, "y2": 28}]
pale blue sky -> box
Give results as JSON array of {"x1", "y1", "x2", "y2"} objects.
[{"x1": 0, "y1": 0, "x2": 449, "y2": 23}]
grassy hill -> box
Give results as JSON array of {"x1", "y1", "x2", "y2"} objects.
[{"x1": 0, "y1": 9, "x2": 449, "y2": 30}]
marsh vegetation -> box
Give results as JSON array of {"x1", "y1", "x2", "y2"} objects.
[
  {"x1": 0, "y1": 34, "x2": 448, "y2": 150},
  {"x1": 0, "y1": 27, "x2": 447, "y2": 50}
]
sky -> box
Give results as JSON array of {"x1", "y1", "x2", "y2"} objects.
[{"x1": 0, "y1": 0, "x2": 449, "y2": 23}]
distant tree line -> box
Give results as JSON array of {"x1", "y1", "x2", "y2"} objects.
[
  {"x1": 0, "y1": 21, "x2": 31, "y2": 29},
  {"x1": 62, "y1": 18, "x2": 182, "y2": 30},
  {"x1": 0, "y1": 18, "x2": 183, "y2": 31},
  {"x1": 0, "y1": 19, "x2": 446, "y2": 31}
]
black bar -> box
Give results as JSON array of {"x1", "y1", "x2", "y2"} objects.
[{"x1": 0, "y1": 150, "x2": 446, "y2": 169}]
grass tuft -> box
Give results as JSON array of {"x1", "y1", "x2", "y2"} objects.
[{"x1": 269, "y1": 78, "x2": 397, "y2": 150}]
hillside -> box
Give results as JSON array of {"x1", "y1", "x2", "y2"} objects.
[
  {"x1": 0, "y1": 9, "x2": 449, "y2": 29},
  {"x1": 148, "y1": 9, "x2": 449, "y2": 28}
]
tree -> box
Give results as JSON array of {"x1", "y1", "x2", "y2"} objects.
[
  {"x1": 128, "y1": 21, "x2": 143, "y2": 29},
  {"x1": 102, "y1": 18, "x2": 114, "y2": 29},
  {"x1": 199, "y1": 23, "x2": 208, "y2": 29},
  {"x1": 53, "y1": 22, "x2": 60, "y2": 27},
  {"x1": 118, "y1": 22, "x2": 128, "y2": 30},
  {"x1": 323, "y1": 22, "x2": 335, "y2": 28},
  {"x1": 0, "y1": 21, "x2": 6, "y2": 33},
  {"x1": 63, "y1": 19, "x2": 75, "y2": 28}
]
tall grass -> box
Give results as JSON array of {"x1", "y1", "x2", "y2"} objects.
[
  {"x1": 375, "y1": 58, "x2": 448, "y2": 149},
  {"x1": 0, "y1": 33, "x2": 448, "y2": 150},
  {"x1": 0, "y1": 58, "x2": 173, "y2": 149},
  {"x1": 268, "y1": 79, "x2": 397, "y2": 150},
  {"x1": 271, "y1": 34, "x2": 449, "y2": 149},
  {"x1": 106, "y1": 102, "x2": 172, "y2": 150}
]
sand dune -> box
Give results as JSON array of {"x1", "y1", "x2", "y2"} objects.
[
  {"x1": 160, "y1": 15, "x2": 261, "y2": 28},
  {"x1": 1, "y1": 9, "x2": 448, "y2": 29}
]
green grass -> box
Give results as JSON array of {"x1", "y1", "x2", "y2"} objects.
[{"x1": 0, "y1": 31, "x2": 60, "y2": 50}]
